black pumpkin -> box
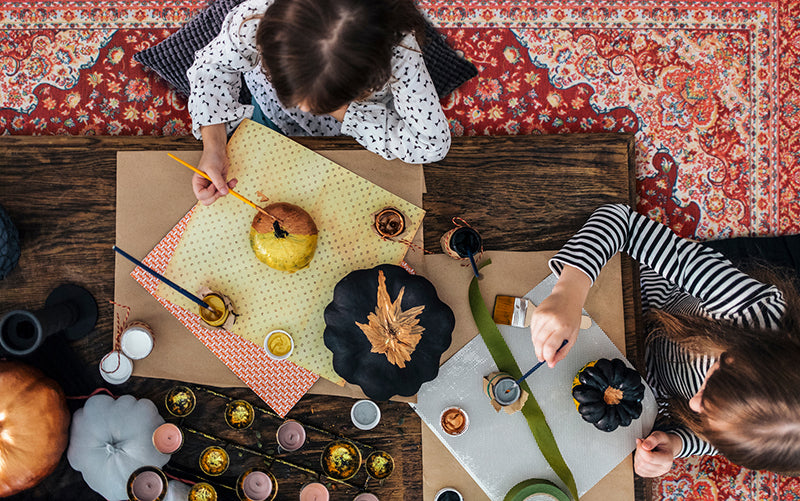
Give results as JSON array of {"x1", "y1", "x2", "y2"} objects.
[
  {"x1": 572, "y1": 358, "x2": 645, "y2": 432},
  {"x1": 323, "y1": 264, "x2": 454, "y2": 400}
]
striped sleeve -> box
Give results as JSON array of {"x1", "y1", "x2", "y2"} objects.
[{"x1": 549, "y1": 204, "x2": 786, "y2": 330}]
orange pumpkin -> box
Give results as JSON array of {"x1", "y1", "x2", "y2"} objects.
[{"x1": 0, "y1": 361, "x2": 70, "y2": 497}]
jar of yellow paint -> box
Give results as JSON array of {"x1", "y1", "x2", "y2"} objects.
[{"x1": 264, "y1": 329, "x2": 294, "y2": 360}]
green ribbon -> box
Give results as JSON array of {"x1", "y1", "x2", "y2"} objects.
[{"x1": 468, "y1": 260, "x2": 578, "y2": 501}]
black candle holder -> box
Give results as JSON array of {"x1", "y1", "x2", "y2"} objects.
[{"x1": 0, "y1": 284, "x2": 97, "y2": 356}]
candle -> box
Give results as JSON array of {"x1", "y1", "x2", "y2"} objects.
[
  {"x1": 240, "y1": 470, "x2": 272, "y2": 501},
  {"x1": 276, "y1": 420, "x2": 306, "y2": 451},
  {"x1": 130, "y1": 470, "x2": 164, "y2": 501},
  {"x1": 493, "y1": 377, "x2": 521, "y2": 406},
  {"x1": 264, "y1": 329, "x2": 294, "y2": 360},
  {"x1": 99, "y1": 350, "x2": 133, "y2": 385},
  {"x1": 152, "y1": 423, "x2": 183, "y2": 454},
  {"x1": 299, "y1": 483, "x2": 329, "y2": 501},
  {"x1": 353, "y1": 494, "x2": 379, "y2": 501},
  {"x1": 120, "y1": 323, "x2": 154, "y2": 360}
]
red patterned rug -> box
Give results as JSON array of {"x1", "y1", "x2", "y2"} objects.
[{"x1": 3, "y1": 0, "x2": 800, "y2": 498}]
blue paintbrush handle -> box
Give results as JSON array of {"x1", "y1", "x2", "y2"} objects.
[
  {"x1": 514, "y1": 338, "x2": 570, "y2": 387},
  {"x1": 113, "y1": 245, "x2": 213, "y2": 311}
]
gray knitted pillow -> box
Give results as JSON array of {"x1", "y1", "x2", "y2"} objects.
[{"x1": 134, "y1": 0, "x2": 477, "y2": 100}]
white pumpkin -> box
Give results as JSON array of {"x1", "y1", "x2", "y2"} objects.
[{"x1": 67, "y1": 394, "x2": 170, "y2": 500}]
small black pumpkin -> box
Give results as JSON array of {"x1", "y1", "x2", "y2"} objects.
[
  {"x1": 572, "y1": 358, "x2": 645, "y2": 432},
  {"x1": 323, "y1": 264, "x2": 454, "y2": 401}
]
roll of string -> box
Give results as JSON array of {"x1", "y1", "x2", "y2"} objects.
[{"x1": 504, "y1": 479, "x2": 570, "y2": 501}]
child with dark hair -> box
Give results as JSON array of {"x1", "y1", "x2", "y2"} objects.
[
  {"x1": 187, "y1": 0, "x2": 451, "y2": 205},
  {"x1": 528, "y1": 203, "x2": 800, "y2": 477}
]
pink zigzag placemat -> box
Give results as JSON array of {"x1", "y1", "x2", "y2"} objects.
[{"x1": 131, "y1": 206, "x2": 319, "y2": 417}]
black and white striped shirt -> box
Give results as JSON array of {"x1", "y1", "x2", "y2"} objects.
[{"x1": 549, "y1": 204, "x2": 786, "y2": 457}]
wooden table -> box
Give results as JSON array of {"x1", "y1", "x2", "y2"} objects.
[{"x1": 0, "y1": 134, "x2": 641, "y2": 501}]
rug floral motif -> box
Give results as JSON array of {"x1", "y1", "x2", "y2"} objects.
[
  {"x1": 2, "y1": 0, "x2": 800, "y2": 240},
  {"x1": 3, "y1": 2, "x2": 800, "y2": 496}
]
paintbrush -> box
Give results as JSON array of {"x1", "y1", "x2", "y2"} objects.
[
  {"x1": 507, "y1": 339, "x2": 569, "y2": 393},
  {"x1": 167, "y1": 153, "x2": 273, "y2": 219},
  {"x1": 492, "y1": 295, "x2": 592, "y2": 329},
  {"x1": 112, "y1": 245, "x2": 218, "y2": 314}
]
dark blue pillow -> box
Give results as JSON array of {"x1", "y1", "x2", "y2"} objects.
[{"x1": 134, "y1": 0, "x2": 477, "y2": 100}]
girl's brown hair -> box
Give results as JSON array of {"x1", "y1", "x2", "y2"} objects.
[
  {"x1": 649, "y1": 264, "x2": 800, "y2": 475},
  {"x1": 255, "y1": 0, "x2": 426, "y2": 115}
]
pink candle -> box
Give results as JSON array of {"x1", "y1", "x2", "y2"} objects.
[
  {"x1": 276, "y1": 420, "x2": 306, "y2": 451},
  {"x1": 299, "y1": 483, "x2": 329, "y2": 501},
  {"x1": 152, "y1": 423, "x2": 183, "y2": 454},
  {"x1": 353, "y1": 494, "x2": 379, "y2": 501},
  {"x1": 131, "y1": 470, "x2": 164, "y2": 501},
  {"x1": 242, "y1": 470, "x2": 272, "y2": 501}
]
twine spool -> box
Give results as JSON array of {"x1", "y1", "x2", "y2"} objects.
[{"x1": 440, "y1": 218, "x2": 483, "y2": 261}]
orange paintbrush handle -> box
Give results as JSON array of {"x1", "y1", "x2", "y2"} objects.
[{"x1": 167, "y1": 153, "x2": 266, "y2": 214}]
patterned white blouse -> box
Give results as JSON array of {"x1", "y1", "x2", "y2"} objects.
[
  {"x1": 549, "y1": 204, "x2": 786, "y2": 458},
  {"x1": 186, "y1": 0, "x2": 451, "y2": 164}
]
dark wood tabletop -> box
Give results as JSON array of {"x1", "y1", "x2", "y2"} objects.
[{"x1": 0, "y1": 133, "x2": 640, "y2": 501}]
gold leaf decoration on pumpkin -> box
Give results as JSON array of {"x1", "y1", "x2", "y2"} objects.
[{"x1": 356, "y1": 270, "x2": 425, "y2": 368}]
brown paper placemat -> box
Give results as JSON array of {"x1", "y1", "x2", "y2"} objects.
[
  {"x1": 420, "y1": 251, "x2": 631, "y2": 500},
  {"x1": 115, "y1": 149, "x2": 424, "y2": 392}
]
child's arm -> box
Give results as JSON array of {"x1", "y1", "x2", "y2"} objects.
[
  {"x1": 341, "y1": 33, "x2": 451, "y2": 164},
  {"x1": 187, "y1": 1, "x2": 264, "y2": 140},
  {"x1": 550, "y1": 204, "x2": 785, "y2": 330}
]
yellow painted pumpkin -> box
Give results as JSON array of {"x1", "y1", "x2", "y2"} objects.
[
  {"x1": 0, "y1": 361, "x2": 70, "y2": 497},
  {"x1": 249, "y1": 203, "x2": 318, "y2": 273}
]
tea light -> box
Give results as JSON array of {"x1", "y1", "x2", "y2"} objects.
[
  {"x1": 350, "y1": 399, "x2": 381, "y2": 430},
  {"x1": 152, "y1": 423, "x2": 183, "y2": 454},
  {"x1": 440, "y1": 407, "x2": 469, "y2": 437},
  {"x1": 120, "y1": 322, "x2": 154, "y2": 360},
  {"x1": 353, "y1": 494, "x2": 379, "y2": 501},
  {"x1": 299, "y1": 483, "x2": 329, "y2": 501},
  {"x1": 264, "y1": 329, "x2": 294, "y2": 360},
  {"x1": 239, "y1": 469, "x2": 272, "y2": 501},
  {"x1": 131, "y1": 471, "x2": 163, "y2": 501},
  {"x1": 99, "y1": 350, "x2": 133, "y2": 385},
  {"x1": 126, "y1": 466, "x2": 168, "y2": 501},
  {"x1": 276, "y1": 419, "x2": 306, "y2": 451}
]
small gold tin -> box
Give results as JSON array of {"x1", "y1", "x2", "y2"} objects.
[
  {"x1": 199, "y1": 292, "x2": 230, "y2": 327},
  {"x1": 320, "y1": 440, "x2": 361, "y2": 480},
  {"x1": 365, "y1": 450, "x2": 394, "y2": 480},
  {"x1": 199, "y1": 446, "x2": 229, "y2": 476},
  {"x1": 165, "y1": 385, "x2": 196, "y2": 417},
  {"x1": 225, "y1": 399, "x2": 255, "y2": 430},
  {"x1": 188, "y1": 482, "x2": 218, "y2": 501}
]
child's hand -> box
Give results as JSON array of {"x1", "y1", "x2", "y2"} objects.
[
  {"x1": 634, "y1": 432, "x2": 681, "y2": 477},
  {"x1": 529, "y1": 265, "x2": 591, "y2": 367},
  {"x1": 195, "y1": 124, "x2": 237, "y2": 205}
]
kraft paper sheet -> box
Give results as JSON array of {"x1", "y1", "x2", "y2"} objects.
[
  {"x1": 418, "y1": 252, "x2": 638, "y2": 500},
  {"x1": 155, "y1": 120, "x2": 425, "y2": 383}
]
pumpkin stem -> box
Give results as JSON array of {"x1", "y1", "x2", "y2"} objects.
[
  {"x1": 603, "y1": 386, "x2": 624, "y2": 405},
  {"x1": 273, "y1": 220, "x2": 289, "y2": 239}
]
